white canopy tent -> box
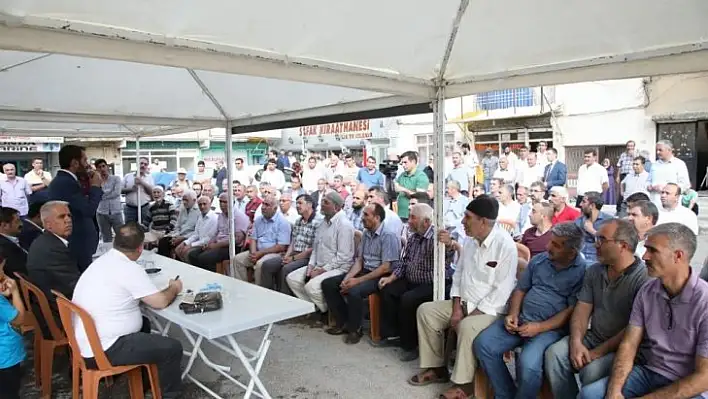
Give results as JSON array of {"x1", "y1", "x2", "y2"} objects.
[{"x1": 1, "y1": 0, "x2": 708, "y2": 298}]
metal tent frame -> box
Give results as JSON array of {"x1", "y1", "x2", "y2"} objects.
[{"x1": 2, "y1": 0, "x2": 708, "y2": 296}]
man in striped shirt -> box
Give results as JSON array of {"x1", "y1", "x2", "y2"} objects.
[
  {"x1": 143, "y1": 186, "x2": 177, "y2": 244},
  {"x1": 374, "y1": 203, "x2": 454, "y2": 361}
]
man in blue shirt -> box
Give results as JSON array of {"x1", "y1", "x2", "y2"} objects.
[
  {"x1": 474, "y1": 222, "x2": 587, "y2": 399},
  {"x1": 321, "y1": 203, "x2": 401, "y2": 344},
  {"x1": 233, "y1": 195, "x2": 291, "y2": 285},
  {"x1": 575, "y1": 191, "x2": 613, "y2": 263},
  {"x1": 356, "y1": 156, "x2": 385, "y2": 188}
]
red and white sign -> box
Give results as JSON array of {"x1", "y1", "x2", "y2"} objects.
[{"x1": 299, "y1": 120, "x2": 372, "y2": 140}]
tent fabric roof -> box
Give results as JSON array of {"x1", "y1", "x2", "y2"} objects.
[{"x1": 1, "y1": 0, "x2": 707, "y2": 136}]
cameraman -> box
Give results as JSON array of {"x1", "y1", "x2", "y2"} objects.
[{"x1": 394, "y1": 151, "x2": 430, "y2": 223}]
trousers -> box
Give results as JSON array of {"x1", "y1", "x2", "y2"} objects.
[
  {"x1": 259, "y1": 254, "x2": 309, "y2": 294},
  {"x1": 579, "y1": 364, "x2": 703, "y2": 399},
  {"x1": 544, "y1": 335, "x2": 615, "y2": 398},
  {"x1": 97, "y1": 212, "x2": 124, "y2": 243},
  {"x1": 379, "y1": 279, "x2": 451, "y2": 350},
  {"x1": 474, "y1": 318, "x2": 563, "y2": 399},
  {"x1": 233, "y1": 252, "x2": 282, "y2": 285},
  {"x1": 187, "y1": 246, "x2": 229, "y2": 273},
  {"x1": 417, "y1": 300, "x2": 497, "y2": 385},
  {"x1": 84, "y1": 317, "x2": 183, "y2": 399},
  {"x1": 287, "y1": 267, "x2": 345, "y2": 312},
  {"x1": 0, "y1": 362, "x2": 22, "y2": 399},
  {"x1": 321, "y1": 272, "x2": 379, "y2": 332}
]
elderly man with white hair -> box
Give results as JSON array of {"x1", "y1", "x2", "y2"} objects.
[
  {"x1": 549, "y1": 186, "x2": 580, "y2": 224},
  {"x1": 647, "y1": 140, "x2": 690, "y2": 207},
  {"x1": 157, "y1": 189, "x2": 200, "y2": 257},
  {"x1": 187, "y1": 192, "x2": 249, "y2": 272},
  {"x1": 234, "y1": 195, "x2": 291, "y2": 285},
  {"x1": 374, "y1": 203, "x2": 455, "y2": 362},
  {"x1": 278, "y1": 191, "x2": 300, "y2": 225}
]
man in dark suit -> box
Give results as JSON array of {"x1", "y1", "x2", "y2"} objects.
[
  {"x1": 19, "y1": 201, "x2": 44, "y2": 251},
  {"x1": 543, "y1": 147, "x2": 567, "y2": 195},
  {"x1": 27, "y1": 201, "x2": 81, "y2": 339},
  {"x1": 47, "y1": 145, "x2": 103, "y2": 272},
  {"x1": 0, "y1": 207, "x2": 28, "y2": 277},
  {"x1": 27, "y1": 201, "x2": 80, "y2": 303}
]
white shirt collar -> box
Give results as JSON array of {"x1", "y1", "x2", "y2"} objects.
[{"x1": 52, "y1": 232, "x2": 69, "y2": 246}]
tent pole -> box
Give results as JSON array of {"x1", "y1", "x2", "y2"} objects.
[
  {"x1": 136, "y1": 135, "x2": 142, "y2": 225},
  {"x1": 432, "y1": 85, "x2": 446, "y2": 301},
  {"x1": 225, "y1": 122, "x2": 236, "y2": 276}
]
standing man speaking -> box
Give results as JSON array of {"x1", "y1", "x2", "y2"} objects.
[{"x1": 394, "y1": 151, "x2": 430, "y2": 223}]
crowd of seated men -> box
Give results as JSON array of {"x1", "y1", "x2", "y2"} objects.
[{"x1": 4, "y1": 143, "x2": 708, "y2": 399}]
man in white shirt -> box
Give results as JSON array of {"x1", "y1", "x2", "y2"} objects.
[
  {"x1": 24, "y1": 157, "x2": 52, "y2": 203},
  {"x1": 122, "y1": 157, "x2": 155, "y2": 224},
  {"x1": 324, "y1": 153, "x2": 345, "y2": 186},
  {"x1": 648, "y1": 140, "x2": 691, "y2": 207},
  {"x1": 493, "y1": 157, "x2": 516, "y2": 186},
  {"x1": 619, "y1": 155, "x2": 650, "y2": 216},
  {"x1": 461, "y1": 143, "x2": 479, "y2": 168},
  {"x1": 174, "y1": 196, "x2": 218, "y2": 261},
  {"x1": 409, "y1": 195, "x2": 517, "y2": 399},
  {"x1": 232, "y1": 157, "x2": 253, "y2": 187},
  {"x1": 0, "y1": 163, "x2": 32, "y2": 217},
  {"x1": 656, "y1": 183, "x2": 698, "y2": 235},
  {"x1": 497, "y1": 184, "x2": 521, "y2": 230},
  {"x1": 72, "y1": 222, "x2": 183, "y2": 399},
  {"x1": 626, "y1": 200, "x2": 658, "y2": 257},
  {"x1": 260, "y1": 159, "x2": 286, "y2": 191},
  {"x1": 519, "y1": 152, "x2": 544, "y2": 188},
  {"x1": 302, "y1": 156, "x2": 324, "y2": 194},
  {"x1": 575, "y1": 149, "x2": 609, "y2": 208},
  {"x1": 278, "y1": 191, "x2": 300, "y2": 225},
  {"x1": 341, "y1": 154, "x2": 360, "y2": 182}
]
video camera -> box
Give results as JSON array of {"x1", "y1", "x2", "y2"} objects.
[{"x1": 379, "y1": 159, "x2": 400, "y2": 178}]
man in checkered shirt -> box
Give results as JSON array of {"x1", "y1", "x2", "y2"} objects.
[
  {"x1": 259, "y1": 194, "x2": 321, "y2": 294},
  {"x1": 373, "y1": 203, "x2": 455, "y2": 361},
  {"x1": 615, "y1": 140, "x2": 636, "y2": 210}
]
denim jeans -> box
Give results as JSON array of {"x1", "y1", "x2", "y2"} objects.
[
  {"x1": 578, "y1": 364, "x2": 702, "y2": 399},
  {"x1": 97, "y1": 212, "x2": 124, "y2": 242},
  {"x1": 544, "y1": 335, "x2": 615, "y2": 398},
  {"x1": 124, "y1": 204, "x2": 150, "y2": 224},
  {"x1": 473, "y1": 318, "x2": 564, "y2": 399}
]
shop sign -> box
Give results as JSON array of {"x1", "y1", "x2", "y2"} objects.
[
  {"x1": 299, "y1": 120, "x2": 373, "y2": 140},
  {"x1": 0, "y1": 136, "x2": 64, "y2": 144},
  {"x1": 0, "y1": 142, "x2": 61, "y2": 152}
]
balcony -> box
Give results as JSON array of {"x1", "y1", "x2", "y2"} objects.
[{"x1": 464, "y1": 86, "x2": 555, "y2": 120}]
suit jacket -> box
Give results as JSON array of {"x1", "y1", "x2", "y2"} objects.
[
  {"x1": 0, "y1": 234, "x2": 28, "y2": 278},
  {"x1": 311, "y1": 190, "x2": 324, "y2": 211},
  {"x1": 19, "y1": 219, "x2": 43, "y2": 252},
  {"x1": 47, "y1": 170, "x2": 103, "y2": 271},
  {"x1": 543, "y1": 161, "x2": 567, "y2": 191},
  {"x1": 27, "y1": 231, "x2": 80, "y2": 302}
]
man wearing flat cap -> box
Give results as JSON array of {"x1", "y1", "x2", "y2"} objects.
[
  {"x1": 287, "y1": 192, "x2": 355, "y2": 316},
  {"x1": 408, "y1": 194, "x2": 518, "y2": 399}
]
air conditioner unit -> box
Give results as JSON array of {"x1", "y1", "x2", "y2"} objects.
[
  {"x1": 118, "y1": 140, "x2": 127, "y2": 148},
  {"x1": 199, "y1": 140, "x2": 210, "y2": 149}
]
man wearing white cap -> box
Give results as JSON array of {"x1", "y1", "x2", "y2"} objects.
[{"x1": 171, "y1": 168, "x2": 192, "y2": 190}]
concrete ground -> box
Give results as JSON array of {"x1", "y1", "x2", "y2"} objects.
[{"x1": 19, "y1": 202, "x2": 708, "y2": 399}]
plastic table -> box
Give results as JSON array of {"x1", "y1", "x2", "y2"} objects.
[{"x1": 138, "y1": 251, "x2": 314, "y2": 399}]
